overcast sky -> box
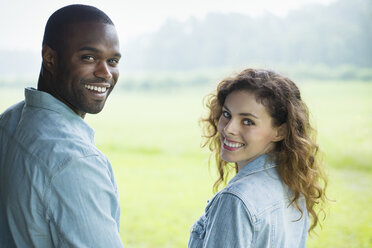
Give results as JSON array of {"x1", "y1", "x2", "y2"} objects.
[{"x1": 0, "y1": 0, "x2": 335, "y2": 51}]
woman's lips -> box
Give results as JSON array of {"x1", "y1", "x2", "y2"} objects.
[{"x1": 223, "y1": 138, "x2": 245, "y2": 151}]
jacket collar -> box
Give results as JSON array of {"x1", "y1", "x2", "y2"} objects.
[
  {"x1": 228, "y1": 154, "x2": 276, "y2": 185},
  {"x1": 24, "y1": 87, "x2": 95, "y2": 143}
]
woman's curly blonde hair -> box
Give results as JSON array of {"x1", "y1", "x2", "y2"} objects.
[{"x1": 201, "y1": 68, "x2": 328, "y2": 231}]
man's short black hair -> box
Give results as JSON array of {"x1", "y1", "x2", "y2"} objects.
[{"x1": 42, "y1": 4, "x2": 114, "y2": 51}]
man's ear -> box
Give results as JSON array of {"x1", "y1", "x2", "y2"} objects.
[
  {"x1": 272, "y1": 123, "x2": 287, "y2": 142},
  {"x1": 42, "y1": 45, "x2": 58, "y2": 75}
]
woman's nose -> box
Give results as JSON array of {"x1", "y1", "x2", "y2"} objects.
[{"x1": 224, "y1": 119, "x2": 239, "y2": 135}]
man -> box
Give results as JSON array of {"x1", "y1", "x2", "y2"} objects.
[{"x1": 0, "y1": 5, "x2": 124, "y2": 247}]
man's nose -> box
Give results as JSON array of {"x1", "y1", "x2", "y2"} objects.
[{"x1": 94, "y1": 61, "x2": 112, "y2": 79}]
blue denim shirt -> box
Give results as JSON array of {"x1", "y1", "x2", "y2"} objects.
[
  {"x1": 0, "y1": 88, "x2": 123, "y2": 247},
  {"x1": 188, "y1": 155, "x2": 310, "y2": 248}
]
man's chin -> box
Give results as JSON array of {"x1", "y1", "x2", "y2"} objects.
[
  {"x1": 86, "y1": 108, "x2": 104, "y2": 115},
  {"x1": 79, "y1": 103, "x2": 105, "y2": 115}
]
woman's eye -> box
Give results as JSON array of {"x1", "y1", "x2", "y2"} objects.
[
  {"x1": 243, "y1": 119, "x2": 254, "y2": 126},
  {"x1": 222, "y1": 111, "x2": 231, "y2": 118}
]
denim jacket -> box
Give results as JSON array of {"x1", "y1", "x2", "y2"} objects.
[
  {"x1": 0, "y1": 88, "x2": 123, "y2": 247},
  {"x1": 188, "y1": 155, "x2": 310, "y2": 248}
]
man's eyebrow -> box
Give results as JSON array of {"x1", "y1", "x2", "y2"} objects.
[
  {"x1": 78, "y1": 46, "x2": 122, "y2": 58},
  {"x1": 78, "y1": 46, "x2": 99, "y2": 53},
  {"x1": 223, "y1": 105, "x2": 259, "y2": 119}
]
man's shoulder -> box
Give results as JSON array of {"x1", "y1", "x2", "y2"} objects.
[
  {"x1": 4, "y1": 102, "x2": 100, "y2": 170},
  {"x1": 0, "y1": 100, "x2": 25, "y2": 127},
  {"x1": 27, "y1": 124, "x2": 100, "y2": 169}
]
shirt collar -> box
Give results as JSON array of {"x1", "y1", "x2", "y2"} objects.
[
  {"x1": 228, "y1": 154, "x2": 277, "y2": 185},
  {"x1": 24, "y1": 87, "x2": 95, "y2": 142}
]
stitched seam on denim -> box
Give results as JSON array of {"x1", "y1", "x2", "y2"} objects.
[
  {"x1": 1, "y1": 128, "x2": 50, "y2": 211},
  {"x1": 44, "y1": 154, "x2": 103, "y2": 245},
  {"x1": 229, "y1": 163, "x2": 277, "y2": 185},
  {"x1": 256, "y1": 198, "x2": 291, "y2": 218},
  {"x1": 244, "y1": 164, "x2": 277, "y2": 176},
  {"x1": 219, "y1": 192, "x2": 255, "y2": 247},
  {"x1": 0, "y1": 127, "x2": 67, "y2": 246},
  {"x1": 42, "y1": 150, "x2": 101, "y2": 206},
  {"x1": 220, "y1": 191, "x2": 256, "y2": 224},
  {"x1": 270, "y1": 210, "x2": 276, "y2": 248}
]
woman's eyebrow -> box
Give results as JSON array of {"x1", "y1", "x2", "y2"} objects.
[{"x1": 223, "y1": 105, "x2": 259, "y2": 119}]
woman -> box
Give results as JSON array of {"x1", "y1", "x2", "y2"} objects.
[{"x1": 188, "y1": 68, "x2": 327, "y2": 248}]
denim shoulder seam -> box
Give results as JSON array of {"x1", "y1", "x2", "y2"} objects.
[
  {"x1": 220, "y1": 190, "x2": 257, "y2": 224},
  {"x1": 244, "y1": 163, "x2": 277, "y2": 176},
  {"x1": 223, "y1": 186, "x2": 291, "y2": 218},
  {"x1": 43, "y1": 153, "x2": 102, "y2": 206},
  {"x1": 0, "y1": 129, "x2": 50, "y2": 210},
  {"x1": 43, "y1": 154, "x2": 103, "y2": 245},
  {"x1": 219, "y1": 191, "x2": 256, "y2": 247}
]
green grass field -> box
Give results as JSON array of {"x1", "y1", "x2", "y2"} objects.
[{"x1": 1, "y1": 82, "x2": 371, "y2": 247}]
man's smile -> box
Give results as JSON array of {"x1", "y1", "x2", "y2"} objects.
[{"x1": 84, "y1": 84, "x2": 110, "y2": 93}]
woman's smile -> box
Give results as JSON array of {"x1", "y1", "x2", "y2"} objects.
[{"x1": 222, "y1": 137, "x2": 245, "y2": 151}]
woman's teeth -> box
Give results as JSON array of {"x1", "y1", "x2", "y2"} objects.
[{"x1": 224, "y1": 139, "x2": 244, "y2": 148}]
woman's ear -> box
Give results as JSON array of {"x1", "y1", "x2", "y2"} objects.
[
  {"x1": 272, "y1": 123, "x2": 287, "y2": 142},
  {"x1": 42, "y1": 45, "x2": 58, "y2": 75}
]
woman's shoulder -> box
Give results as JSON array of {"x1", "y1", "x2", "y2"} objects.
[{"x1": 222, "y1": 167, "x2": 293, "y2": 217}]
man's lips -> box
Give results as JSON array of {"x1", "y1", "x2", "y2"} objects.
[{"x1": 84, "y1": 83, "x2": 110, "y2": 93}]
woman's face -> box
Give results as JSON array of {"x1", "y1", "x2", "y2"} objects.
[{"x1": 217, "y1": 90, "x2": 281, "y2": 170}]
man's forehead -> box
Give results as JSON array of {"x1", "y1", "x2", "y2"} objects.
[
  {"x1": 66, "y1": 21, "x2": 116, "y2": 33},
  {"x1": 64, "y1": 22, "x2": 118, "y2": 44},
  {"x1": 58, "y1": 22, "x2": 120, "y2": 57}
]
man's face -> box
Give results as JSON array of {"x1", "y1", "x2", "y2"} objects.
[{"x1": 55, "y1": 22, "x2": 121, "y2": 117}]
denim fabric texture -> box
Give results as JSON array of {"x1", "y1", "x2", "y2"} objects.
[
  {"x1": 0, "y1": 88, "x2": 123, "y2": 247},
  {"x1": 188, "y1": 155, "x2": 310, "y2": 248}
]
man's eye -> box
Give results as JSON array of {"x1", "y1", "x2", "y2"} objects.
[
  {"x1": 222, "y1": 111, "x2": 231, "y2": 118},
  {"x1": 82, "y1": 55, "x2": 95, "y2": 61},
  {"x1": 243, "y1": 119, "x2": 254, "y2": 126},
  {"x1": 108, "y1": 58, "x2": 119, "y2": 66}
]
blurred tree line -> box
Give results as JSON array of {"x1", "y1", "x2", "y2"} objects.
[
  {"x1": 122, "y1": 0, "x2": 371, "y2": 83},
  {"x1": 0, "y1": 0, "x2": 371, "y2": 89}
]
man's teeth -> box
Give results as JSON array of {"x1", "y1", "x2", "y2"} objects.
[
  {"x1": 224, "y1": 139, "x2": 244, "y2": 148},
  {"x1": 84, "y1": 84, "x2": 108, "y2": 93}
]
